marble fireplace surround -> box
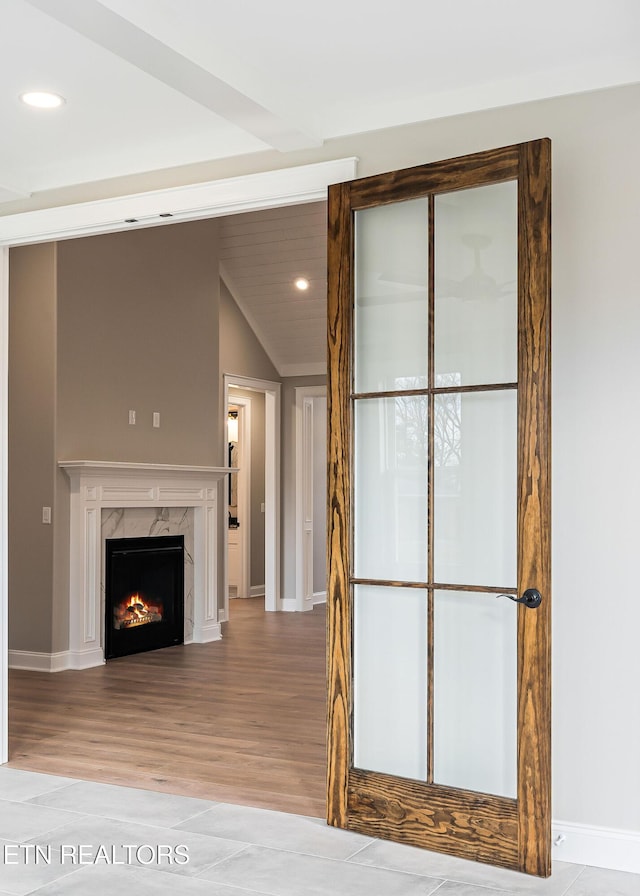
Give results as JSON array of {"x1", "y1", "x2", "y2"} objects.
[{"x1": 60, "y1": 461, "x2": 231, "y2": 671}]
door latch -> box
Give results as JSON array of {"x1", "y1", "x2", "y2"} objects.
[{"x1": 497, "y1": 588, "x2": 542, "y2": 609}]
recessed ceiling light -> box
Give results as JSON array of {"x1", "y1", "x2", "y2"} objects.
[
  {"x1": 295, "y1": 278, "x2": 309, "y2": 291},
  {"x1": 20, "y1": 91, "x2": 65, "y2": 109}
]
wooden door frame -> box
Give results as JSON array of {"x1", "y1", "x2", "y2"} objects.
[{"x1": 327, "y1": 140, "x2": 551, "y2": 875}]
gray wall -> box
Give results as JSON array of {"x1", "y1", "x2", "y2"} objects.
[
  {"x1": 8, "y1": 244, "x2": 57, "y2": 653},
  {"x1": 219, "y1": 280, "x2": 279, "y2": 383},
  {"x1": 9, "y1": 220, "x2": 221, "y2": 654},
  {"x1": 219, "y1": 281, "x2": 280, "y2": 602},
  {"x1": 57, "y1": 221, "x2": 220, "y2": 465}
]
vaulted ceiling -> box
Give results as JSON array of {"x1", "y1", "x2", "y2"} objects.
[
  {"x1": 2, "y1": 0, "x2": 639, "y2": 374},
  {"x1": 220, "y1": 203, "x2": 327, "y2": 377}
]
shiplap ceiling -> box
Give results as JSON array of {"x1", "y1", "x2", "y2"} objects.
[{"x1": 220, "y1": 203, "x2": 327, "y2": 376}]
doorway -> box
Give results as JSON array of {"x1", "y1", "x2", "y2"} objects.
[
  {"x1": 295, "y1": 385, "x2": 327, "y2": 612},
  {"x1": 227, "y1": 398, "x2": 250, "y2": 601},
  {"x1": 222, "y1": 374, "x2": 281, "y2": 620}
]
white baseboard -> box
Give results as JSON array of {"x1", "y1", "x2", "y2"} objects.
[
  {"x1": 313, "y1": 591, "x2": 327, "y2": 605},
  {"x1": 250, "y1": 585, "x2": 265, "y2": 598},
  {"x1": 191, "y1": 622, "x2": 222, "y2": 643},
  {"x1": 8, "y1": 648, "x2": 104, "y2": 672},
  {"x1": 9, "y1": 650, "x2": 68, "y2": 672},
  {"x1": 67, "y1": 648, "x2": 105, "y2": 670},
  {"x1": 552, "y1": 819, "x2": 640, "y2": 873},
  {"x1": 280, "y1": 598, "x2": 298, "y2": 612}
]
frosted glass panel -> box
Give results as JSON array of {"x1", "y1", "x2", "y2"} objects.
[
  {"x1": 355, "y1": 199, "x2": 429, "y2": 393},
  {"x1": 435, "y1": 182, "x2": 517, "y2": 386},
  {"x1": 354, "y1": 397, "x2": 428, "y2": 582},
  {"x1": 434, "y1": 590, "x2": 517, "y2": 797},
  {"x1": 354, "y1": 585, "x2": 428, "y2": 779},
  {"x1": 434, "y1": 390, "x2": 516, "y2": 587}
]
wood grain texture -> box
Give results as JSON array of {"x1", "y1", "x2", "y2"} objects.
[
  {"x1": 427, "y1": 194, "x2": 435, "y2": 783},
  {"x1": 349, "y1": 144, "x2": 519, "y2": 209},
  {"x1": 326, "y1": 181, "x2": 353, "y2": 828},
  {"x1": 351, "y1": 578, "x2": 518, "y2": 595},
  {"x1": 353, "y1": 385, "x2": 518, "y2": 402},
  {"x1": 9, "y1": 598, "x2": 327, "y2": 817},
  {"x1": 326, "y1": 140, "x2": 552, "y2": 876},
  {"x1": 516, "y1": 138, "x2": 552, "y2": 876},
  {"x1": 347, "y1": 771, "x2": 518, "y2": 869}
]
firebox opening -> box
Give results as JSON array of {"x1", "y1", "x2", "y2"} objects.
[{"x1": 105, "y1": 535, "x2": 184, "y2": 660}]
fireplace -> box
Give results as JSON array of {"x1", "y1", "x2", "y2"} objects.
[
  {"x1": 59, "y1": 461, "x2": 231, "y2": 671},
  {"x1": 105, "y1": 535, "x2": 184, "y2": 660}
]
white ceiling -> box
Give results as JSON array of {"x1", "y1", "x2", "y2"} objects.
[
  {"x1": 2, "y1": 0, "x2": 638, "y2": 373},
  {"x1": 220, "y1": 202, "x2": 327, "y2": 377}
]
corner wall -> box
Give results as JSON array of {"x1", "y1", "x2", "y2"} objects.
[{"x1": 8, "y1": 244, "x2": 57, "y2": 653}]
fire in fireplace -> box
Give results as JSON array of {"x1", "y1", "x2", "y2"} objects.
[{"x1": 104, "y1": 535, "x2": 184, "y2": 660}]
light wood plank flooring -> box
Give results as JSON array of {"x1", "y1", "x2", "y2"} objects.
[{"x1": 8, "y1": 598, "x2": 327, "y2": 817}]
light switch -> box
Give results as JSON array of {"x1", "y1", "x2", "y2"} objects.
[
  {"x1": 153, "y1": 412, "x2": 160, "y2": 428},
  {"x1": 128, "y1": 410, "x2": 136, "y2": 425},
  {"x1": 42, "y1": 506, "x2": 52, "y2": 524}
]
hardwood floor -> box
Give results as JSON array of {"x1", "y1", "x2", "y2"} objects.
[{"x1": 8, "y1": 598, "x2": 327, "y2": 817}]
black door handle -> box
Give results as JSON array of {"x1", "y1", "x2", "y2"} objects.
[{"x1": 497, "y1": 588, "x2": 542, "y2": 609}]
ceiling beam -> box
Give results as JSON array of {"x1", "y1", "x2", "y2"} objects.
[
  {"x1": 25, "y1": 0, "x2": 321, "y2": 152},
  {"x1": 0, "y1": 184, "x2": 31, "y2": 204}
]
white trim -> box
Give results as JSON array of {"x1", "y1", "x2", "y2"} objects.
[
  {"x1": 295, "y1": 386, "x2": 327, "y2": 612},
  {"x1": 280, "y1": 598, "x2": 298, "y2": 613},
  {"x1": 228, "y1": 393, "x2": 252, "y2": 600},
  {"x1": 313, "y1": 591, "x2": 327, "y2": 605},
  {"x1": 552, "y1": 819, "x2": 640, "y2": 874},
  {"x1": 223, "y1": 375, "x2": 281, "y2": 615},
  {"x1": 8, "y1": 650, "x2": 71, "y2": 673},
  {"x1": 0, "y1": 248, "x2": 7, "y2": 762},
  {"x1": 250, "y1": 585, "x2": 266, "y2": 598},
  {"x1": 59, "y1": 461, "x2": 229, "y2": 665},
  {"x1": 0, "y1": 158, "x2": 358, "y2": 247}
]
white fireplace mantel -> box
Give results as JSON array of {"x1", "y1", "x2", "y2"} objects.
[{"x1": 60, "y1": 461, "x2": 233, "y2": 670}]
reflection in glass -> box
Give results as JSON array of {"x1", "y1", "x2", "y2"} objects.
[
  {"x1": 354, "y1": 585, "x2": 428, "y2": 780},
  {"x1": 435, "y1": 182, "x2": 517, "y2": 386},
  {"x1": 434, "y1": 590, "x2": 517, "y2": 797},
  {"x1": 355, "y1": 199, "x2": 429, "y2": 393},
  {"x1": 354, "y1": 397, "x2": 428, "y2": 582},
  {"x1": 434, "y1": 390, "x2": 516, "y2": 588}
]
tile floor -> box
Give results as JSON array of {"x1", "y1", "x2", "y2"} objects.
[{"x1": 0, "y1": 767, "x2": 638, "y2": 895}]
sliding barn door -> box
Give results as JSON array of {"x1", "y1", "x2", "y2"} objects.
[{"x1": 327, "y1": 140, "x2": 551, "y2": 875}]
